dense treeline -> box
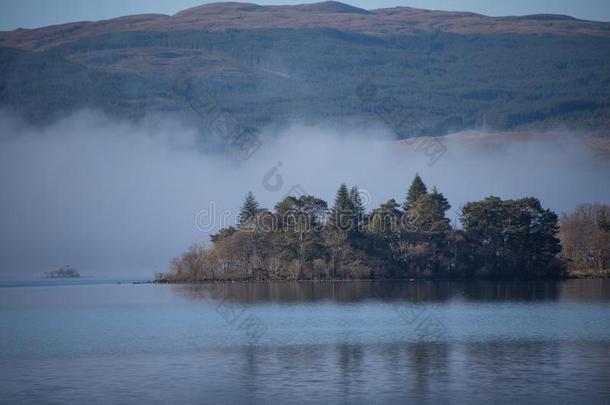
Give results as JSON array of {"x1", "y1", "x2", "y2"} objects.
[{"x1": 157, "y1": 175, "x2": 576, "y2": 282}]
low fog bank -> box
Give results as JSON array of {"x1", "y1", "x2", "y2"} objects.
[{"x1": 0, "y1": 110, "x2": 608, "y2": 280}]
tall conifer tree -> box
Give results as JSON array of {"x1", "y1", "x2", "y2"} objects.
[
  {"x1": 403, "y1": 173, "x2": 428, "y2": 212},
  {"x1": 329, "y1": 184, "x2": 352, "y2": 231},
  {"x1": 238, "y1": 191, "x2": 259, "y2": 226},
  {"x1": 349, "y1": 186, "x2": 365, "y2": 230}
]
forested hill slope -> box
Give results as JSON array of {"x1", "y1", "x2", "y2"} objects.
[{"x1": 1, "y1": 1, "x2": 609, "y2": 134}]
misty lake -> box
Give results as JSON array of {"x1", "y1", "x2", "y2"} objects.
[{"x1": 1, "y1": 279, "x2": 609, "y2": 404}]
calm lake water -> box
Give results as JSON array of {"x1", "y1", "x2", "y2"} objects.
[{"x1": 1, "y1": 279, "x2": 609, "y2": 404}]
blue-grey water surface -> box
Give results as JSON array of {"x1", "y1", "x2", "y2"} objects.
[{"x1": 1, "y1": 279, "x2": 609, "y2": 404}]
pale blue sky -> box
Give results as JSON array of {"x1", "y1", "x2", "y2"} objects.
[{"x1": 0, "y1": 0, "x2": 608, "y2": 31}]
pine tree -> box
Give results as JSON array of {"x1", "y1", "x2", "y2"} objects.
[
  {"x1": 328, "y1": 184, "x2": 353, "y2": 231},
  {"x1": 349, "y1": 186, "x2": 365, "y2": 230},
  {"x1": 403, "y1": 173, "x2": 428, "y2": 212},
  {"x1": 238, "y1": 191, "x2": 259, "y2": 226},
  {"x1": 333, "y1": 184, "x2": 351, "y2": 212},
  {"x1": 412, "y1": 187, "x2": 451, "y2": 234}
]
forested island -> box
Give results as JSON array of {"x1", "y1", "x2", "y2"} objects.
[
  {"x1": 156, "y1": 175, "x2": 610, "y2": 282},
  {"x1": 44, "y1": 266, "x2": 81, "y2": 279}
]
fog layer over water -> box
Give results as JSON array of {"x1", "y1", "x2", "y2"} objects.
[{"x1": 1, "y1": 110, "x2": 609, "y2": 279}]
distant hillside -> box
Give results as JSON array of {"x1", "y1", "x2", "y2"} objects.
[
  {"x1": 1, "y1": 1, "x2": 609, "y2": 135},
  {"x1": 3, "y1": 1, "x2": 609, "y2": 50}
]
